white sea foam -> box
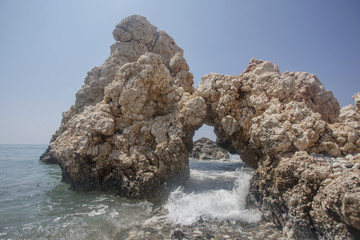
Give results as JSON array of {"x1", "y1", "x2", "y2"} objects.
[{"x1": 165, "y1": 169, "x2": 262, "y2": 225}]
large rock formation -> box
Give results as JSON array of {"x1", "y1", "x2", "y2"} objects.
[
  {"x1": 41, "y1": 15, "x2": 360, "y2": 239},
  {"x1": 190, "y1": 137, "x2": 229, "y2": 160},
  {"x1": 193, "y1": 59, "x2": 346, "y2": 169},
  {"x1": 41, "y1": 15, "x2": 206, "y2": 199}
]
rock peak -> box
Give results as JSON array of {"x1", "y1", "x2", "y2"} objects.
[{"x1": 113, "y1": 15, "x2": 157, "y2": 43}]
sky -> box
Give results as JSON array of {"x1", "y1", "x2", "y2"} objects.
[{"x1": 0, "y1": 0, "x2": 359, "y2": 144}]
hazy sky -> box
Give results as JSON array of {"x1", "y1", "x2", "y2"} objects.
[{"x1": 0, "y1": 0, "x2": 359, "y2": 144}]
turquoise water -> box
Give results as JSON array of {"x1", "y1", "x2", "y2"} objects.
[{"x1": 0, "y1": 145, "x2": 260, "y2": 239}]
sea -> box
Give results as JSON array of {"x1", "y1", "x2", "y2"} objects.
[{"x1": 0, "y1": 144, "x2": 283, "y2": 240}]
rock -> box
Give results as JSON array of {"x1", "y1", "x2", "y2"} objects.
[
  {"x1": 194, "y1": 58, "x2": 342, "y2": 168},
  {"x1": 39, "y1": 146, "x2": 57, "y2": 164},
  {"x1": 353, "y1": 92, "x2": 360, "y2": 110},
  {"x1": 41, "y1": 14, "x2": 360, "y2": 239},
  {"x1": 190, "y1": 137, "x2": 229, "y2": 161},
  {"x1": 311, "y1": 167, "x2": 360, "y2": 239},
  {"x1": 247, "y1": 152, "x2": 332, "y2": 239},
  {"x1": 171, "y1": 229, "x2": 185, "y2": 239},
  {"x1": 42, "y1": 14, "x2": 188, "y2": 160},
  {"x1": 43, "y1": 15, "x2": 205, "y2": 199},
  {"x1": 113, "y1": 15, "x2": 157, "y2": 45},
  {"x1": 247, "y1": 151, "x2": 360, "y2": 239}
]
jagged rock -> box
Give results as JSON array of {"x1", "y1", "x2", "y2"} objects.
[
  {"x1": 193, "y1": 58, "x2": 342, "y2": 168},
  {"x1": 113, "y1": 15, "x2": 157, "y2": 44},
  {"x1": 39, "y1": 146, "x2": 57, "y2": 164},
  {"x1": 353, "y1": 92, "x2": 360, "y2": 110},
  {"x1": 41, "y1": 15, "x2": 360, "y2": 239},
  {"x1": 42, "y1": 15, "x2": 205, "y2": 198},
  {"x1": 190, "y1": 137, "x2": 229, "y2": 160},
  {"x1": 247, "y1": 152, "x2": 332, "y2": 239},
  {"x1": 49, "y1": 51, "x2": 206, "y2": 198},
  {"x1": 311, "y1": 163, "x2": 360, "y2": 239},
  {"x1": 247, "y1": 151, "x2": 360, "y2": 239}
]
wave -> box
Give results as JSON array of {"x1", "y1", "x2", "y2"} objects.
[{"x1": 165, "y1": 168, "x2": 262, "y2": 225}]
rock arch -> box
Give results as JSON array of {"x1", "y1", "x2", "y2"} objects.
[{"x1": 40, "y1": 15, "x2": 360, "y2": 239}]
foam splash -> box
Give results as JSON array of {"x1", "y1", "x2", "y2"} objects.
[{"x1": 165, "y1": 169, "x2": 262, "y2": 225}]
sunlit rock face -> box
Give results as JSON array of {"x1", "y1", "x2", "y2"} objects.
[
  {"x1": 41, "y1": 15, "x2": 360, "y2": 239},
  {"x1": 194, "y1": 58, "x2": 348, "y2": 168},
  {"x1": 41, "y1": 15, "x2": 206, "y2": 199}
]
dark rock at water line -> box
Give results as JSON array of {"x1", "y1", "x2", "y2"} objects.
[
  {"x1": 190, "y1": 137, "x2": 229, "y2": 161},
  {"x1": 171, "y1": 229, "x2": 186, "y2": 239},
  {"x1": 39, "y1": 146, "x2": 57, "y2": 164}
]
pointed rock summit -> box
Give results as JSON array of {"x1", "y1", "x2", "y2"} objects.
[
  {"x1": 41, "y1": 15, "x2": 203, "y2": 199},
  {"x1": 41, "y1": 15, "x2": 360, "y2": 239}
]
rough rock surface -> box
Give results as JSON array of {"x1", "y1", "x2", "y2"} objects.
[
  {"x1": 353, "y1": 92, "x2": 360, "y2": 110},
  {"x1": 190, "y1": 137, "x2": 229, "y2": 160},
  {"x1": 41, "y1": 15, "x2": 360, "y2": 239},
  {"x1": 247, "y1": 152, "x2": 360, "y2": 239},
  {"x1": 41, "y1": 15, "x2": 206, "y2": 199},
  {"x1": 193, "y1": 58, "x2": 350, "y2": 169}
]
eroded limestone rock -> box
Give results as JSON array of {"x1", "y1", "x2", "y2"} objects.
[
  {"x1": 311, "y1": 162, "x2": 360, "y2": 239},
  {"x1": 50, "y1": 52, "x2": 206, "y2": 199},
  {"x1": 42, "y1": 15, "x2": 205, "y2": 199},
  {"x1": 247, "y1": 152, "x2": 332, "y2": 239},
  {"x1": 193, "y1": 58, "x2": 344, "y2": 168},
  {"x1": 41, "y1": 14, "x2": 360, "y2": 239},
  {"x1": 247, "y1": 152, "x2": 360, "y2": 239},
  {"x1": 190, "y1": 137, "x2": 229, "y2": 161},
  {"x1": 353, "y1": 92, "x2": 360, "y2": 110}
]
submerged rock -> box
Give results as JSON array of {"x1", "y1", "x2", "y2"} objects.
[
  {"x1": 41, "y1": 14, "x2": 360, "y2": 239},
  {"x1": 190, "y1": 137, "x2": 229, "y2": 160}
]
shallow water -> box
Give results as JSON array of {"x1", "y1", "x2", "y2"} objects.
[{"x1": 0, "y1": 145, "x2": 281, "y2": 240}]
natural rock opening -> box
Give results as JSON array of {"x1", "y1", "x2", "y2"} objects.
[
  {"x1": 193, "y1": 124, "x2": 216, "y2": 142},
  {"x1": 192, "y1": 124, "x2": 232, "y2": 161},
  {"x1": 40, "y1": 15, "x2": 360, "y2": 239}
]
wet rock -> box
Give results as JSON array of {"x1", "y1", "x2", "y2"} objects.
[
  {"x1": 190, "y1": 137, "x2": 229, "y2": 160},
  {"x1": 171, "y1": 229, "x2": 185, "y2": 239},
  {"x1": 39, "y1": 146, "x2": 58, "y2": 163},
  {"x1": 124, "y1": 217, "x2": 285, "y2": 240},
  {"x1": 171, "y1": 229, "x2": 186, "y2": 239}
]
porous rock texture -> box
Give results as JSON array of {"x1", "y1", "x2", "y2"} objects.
[
  {"x1": 41, "y1": 15, "x2": 360, "y2": 239},
  {"x1": 190, "y1": 137, "x2": 229, "y2": 161},
  {"x1": 353, "y1": 92, "x2": 360, "y2": 110},
  {"x1": 41, "y1": 15, "x2": 206, "y2": 199}
]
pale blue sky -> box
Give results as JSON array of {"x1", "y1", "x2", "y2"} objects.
[{"x1": 0, "y1": 0, "x2": 359, "y2": 144}]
